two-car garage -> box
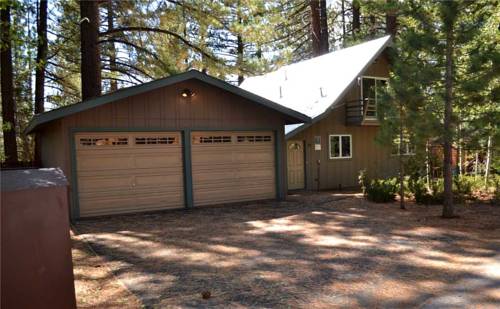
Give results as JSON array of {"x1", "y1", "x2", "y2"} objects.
[
  {"x1": 74, "y1": 130, "x2": 276, "y2": 217},
  {"x1": 28, "y1": 70, "x2": 309, "y2": 219}
]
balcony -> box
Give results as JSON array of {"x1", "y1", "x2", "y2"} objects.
[{"x1": 345, "y1": 99, "x2": 379, "y2": 126}]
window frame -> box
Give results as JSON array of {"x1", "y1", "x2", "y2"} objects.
[
  {"x1": 391, "y1": 140, "x2": 416, "y2": 156},
  {"x1": 360, "y1": 76, "x2": 389, "y2": 120},
  {"x1": 329, "y1": 134, "x2": 352, "y2": 159}
]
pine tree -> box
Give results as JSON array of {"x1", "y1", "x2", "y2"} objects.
[{"x1": 378, "y1": 0, "x2": 498, "y2": 217}]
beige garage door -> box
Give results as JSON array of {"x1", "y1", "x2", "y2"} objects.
[
  {"x1": 75, "y1": 132, "x2": 184, "y2": 217},
  {"x1": 191, "y1": 131, "x2": 276, "y2": 206}
]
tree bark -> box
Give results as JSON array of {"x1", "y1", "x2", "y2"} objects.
[
  {"x1": 310, "y1": 0, "x2": 321, "y2": 56},
  {"x1": 319, "y1": 0, "x2": 329, "y2": 54},
  {"x1": 341, "y1": 0, "x2": 346, "y2": 44},
  {"x1": 0, "y1": 5, "x2": 18, "y2": 165},
  {"x1": 442, "y1": 18, "x2": 455, "y2": 218},
  {"x1": 399, "y1": 104, "x2": 405, "y2": 210},
  {"x1": 474, "y1": 152, "x2": 479, "y2": 177},
  {"x1": 385, "y1": 0, "x2": 397, "y2": 36},
  {"x1": 80, "y1": 0, "x2": 101, "y2": 100},
  {"x1": 237, "y1": 34, "x2": 244, "y2": 85},
  {"x1": 352, "y1": 0, "x2": 361, "y2": 36},
  {"x1": 107, "y1": 0, "x2": 117, "y2": 92},
  {"x1": 34, "y1": 0, "x2": 48, "y2": 165},
  {"x1": 484, "y1": 135, "x2": 492, "y2": 186}
]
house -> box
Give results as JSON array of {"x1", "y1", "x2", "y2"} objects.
[
  {"x1": 241, "y1": 36, "x2": 400, "y2": 190},
  {"x1": 26, "y1": 70, "x2": 310, "y2": 219}
]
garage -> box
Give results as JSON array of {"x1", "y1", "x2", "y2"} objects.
[
  {"x1": 191, "y1": 131, "x2": 276, "y2": 206},
  {"x1": 26, "y1": 70, "x2": 310, "y2": 219},
  {"x1": 75, "y1": 132, "x2": 184, "y2": 217}
]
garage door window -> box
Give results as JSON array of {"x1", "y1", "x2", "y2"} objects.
[
  {"x1": 194, "y1": 135, "x2": 232, "y2": 144},
  {"x1": 135, "y1": 136, "x2": 178, "y2": 145},
  {"x1": 79, "y1": 137, "x2": 128, "y2": 146},
  {"x1": 237, "y1": 135, "x2": 272, "y2": 143}
]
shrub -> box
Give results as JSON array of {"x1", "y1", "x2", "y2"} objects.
[
  {"x1": 408, "y1": 176, "x2": 432, "y2": 204},
  {"x1": 453, "y1": 175, "x2": 477, "y2": 201},
  {"x1": 366, "y1": 178, "x2": 398, "y2": 203}
]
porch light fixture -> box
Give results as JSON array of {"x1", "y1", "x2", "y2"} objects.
[{"x1": 181, "y1": 88, "x2": 195, "y2": 98}]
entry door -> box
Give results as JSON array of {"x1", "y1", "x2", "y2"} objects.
[
  {"x1": 287, "y1": 140, "x2": 305, "y2": 190},
  {"x1": 191, "y1": 131, "x2": 276, "y2": 206},
  {"x1": 74, "y1": 132, "x2": 184, "y2": 217}
]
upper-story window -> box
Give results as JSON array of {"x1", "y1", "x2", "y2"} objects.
[{"x1": 361, "y1": 77, "x2": 388, "y2": 120}]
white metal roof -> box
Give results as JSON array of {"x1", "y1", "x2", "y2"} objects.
[{"x1": 240, "y1": 35, "x2": 391, "y2": 135}]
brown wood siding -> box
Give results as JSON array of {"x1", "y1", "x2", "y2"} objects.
[
  {"x1": 291, "y1": 55, "x2": 398, "y2": 189},
  {"x1": 39, "y1": 79, "x2": 288, "y2": 212}
]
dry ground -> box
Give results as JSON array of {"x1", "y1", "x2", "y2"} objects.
[{"x1": 73, "y1": 192, "x2": 500, "y2": 308}]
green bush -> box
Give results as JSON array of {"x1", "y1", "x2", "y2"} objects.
[
  {"x1": 453, "y1": 176, "x2": 477, "y2": 201},
  {"x1": 407, "y1": 177, "x2": 444, "y2": 204},
  {"x1": 408, "y1": 176, "x2": 432, "y2": 204},
  {"x1": 366, "y1": 178, "x2": 398, "y2": 203}
]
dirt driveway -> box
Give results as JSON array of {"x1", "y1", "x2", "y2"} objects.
[{"x1": 73, "y1": 192, "x2": 500, "y2": 308}]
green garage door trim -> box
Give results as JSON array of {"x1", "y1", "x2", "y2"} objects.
[{"x1": 69, "y1": 127, "x2": 282, "y2": 220}]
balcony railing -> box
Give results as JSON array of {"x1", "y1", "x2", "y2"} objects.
[{"x1": 345, "y1": 99, "x2": 379, "y2": 126}]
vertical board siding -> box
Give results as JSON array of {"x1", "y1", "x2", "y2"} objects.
[
  {"x1": 41, "y1": 78, "x2": 288, "y2": 217},
  {"x1": 292, "y1": 55, "x2": 397, "y2": 190}
]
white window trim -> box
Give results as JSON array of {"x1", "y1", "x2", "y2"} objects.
[
  {"x1": 360, "y1": 76, "x2": 389, "y2": 120},
  {"x1": 329, "y1": 134, "x2": 352, "y2": 159},
  {"x1": 391, "y1": 142, "x2": 416, "y2": 156}
]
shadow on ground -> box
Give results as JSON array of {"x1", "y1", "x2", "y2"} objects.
[{"x1": 73, "y1": 192, "x2": 500, "y2": 308}]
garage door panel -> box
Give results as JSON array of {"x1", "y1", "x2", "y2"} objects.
[
  {"x1": 191, "y1": 131, "x2": 276, "y2": 206},
  {"x1": 79, "y1": 184, "x2": 183, "y2": 200},
  {"x1": 75, "y1": 132, "x2": 184, "y2": 217},
  {"x1": 133, "y1": 154, "x2": 182, "y2": 169},
  {"x1": 193, "y1": 168, "x2": 275, "y2": 183},
  {"x1": 77, "y1": 155, "x2": 132, "y2": 171}
]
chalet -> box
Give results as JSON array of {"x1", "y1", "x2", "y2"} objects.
[{"x1": 241, "y1": 36, "x2": 401, "y2": 190}]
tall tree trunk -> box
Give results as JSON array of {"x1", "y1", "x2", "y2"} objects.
[
  {"x1": 341, "y1": 0, "x2": 346, "y2": 45},
  {"x1": 80, "y1": 0, "x2": 101, "y2": 100},
  {"x1": 426, "y1": 140, "x2": 431, "y2": 190},
  {"x1": 352, "y1": 0, "x2": 361, "y2": 36},
  {"x1": 458, "y1": 123, "x2": 463, "y2": 175},
  {"x1": 237, "y1": 33, "x2": 244, "y2": 85},
  {"x1": 474, "y1": 152, "x2": 479, "y2": 177},
  {"x1": 0, "y1": 5, "x2": 18, "y2": 165},
  {"x1": 399, "y1": 103, "x2": 405, "y2": 210},
  {"x1": 385, "y1": 0, "x2": 397, "y2": 36},
  {"x1": 34, "y1": 0, "x2": 48, "y2": 165},
  {"x1": 319, "y1": 0, "x2": 329, "y2": 54},
  {"x1": 442, "y1": 17, "x2": 455, "y2": 218},
  {"x1": 107, "y1": 0, "x2": 117, "y2": 92},
  {"x1": 310, "y1": 0, "x2": 321, "y2": 56},
  {"x1": 484, "y1": 135, "x2": 492, "y2": 186}
]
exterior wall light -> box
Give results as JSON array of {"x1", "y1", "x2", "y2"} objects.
[{"x1": 181, "y1": 88, "x2": 195, "y2": 98}]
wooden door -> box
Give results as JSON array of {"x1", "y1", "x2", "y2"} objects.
[{"x1": 287, "y1": 140, "x2": 305, "y2": 190}]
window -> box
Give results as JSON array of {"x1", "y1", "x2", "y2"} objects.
[
  {"x1": 392, "y1": 139, "x2": 415, "y2": 156},
  {"x1": 80, "y1": 137, "x2": 128, "y2": 146},
  {"x1": 237, "y1": 135, "x2": 272, "y2": 143},
  {"x1": 361, "y1": 77, "x2": 388, "y2": 119},
  {"x1": 194, "y1": 135, "x2": 232, "y2": 144},
  {"x1": 135, "y1": 136, "x2": 177, "y2": 145},
  {"x1": 329, "y1": 135, "x2": 352, "y2": 159}
]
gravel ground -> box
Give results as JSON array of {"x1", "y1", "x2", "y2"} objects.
[{"x1": 73, "y1": 192, "x2": 500, "y2": 308}]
